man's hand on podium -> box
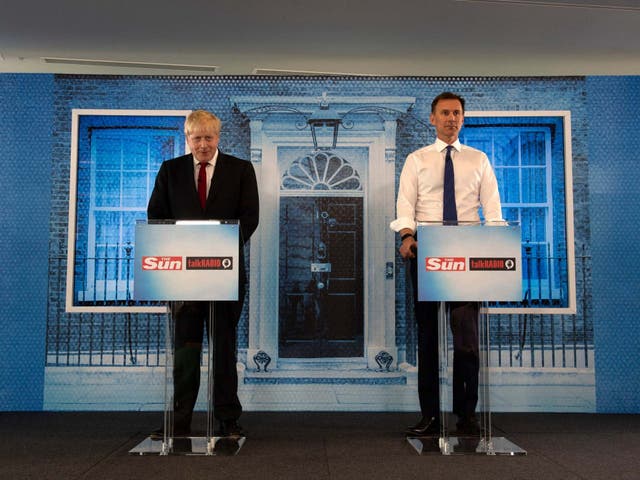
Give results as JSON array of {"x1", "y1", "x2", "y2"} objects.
[{"x1": 399, "y1": 231, "x2": 417, "y2": 259}]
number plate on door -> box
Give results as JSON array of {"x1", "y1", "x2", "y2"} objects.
[{"x1": 310, "y1": 263, "x2": 332, "y2": 272}]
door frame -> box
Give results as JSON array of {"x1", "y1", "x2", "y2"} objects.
[{"x1": 232, "y1": 95, "x2": 415, "y2": 371}]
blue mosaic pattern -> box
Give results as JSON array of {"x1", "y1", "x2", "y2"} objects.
[
  {"x1": 8, "y1": 73, "x2": 639, "y2": 412},
  {"x1": 588, "y1": 76, "x2": 640, "y2": 413},
  {"x1": 0, "y1": 74, "x2": 54, "y2": 410}
]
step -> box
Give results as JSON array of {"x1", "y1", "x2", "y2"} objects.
[{"x1": 243, "y1": 369, "x2": 407, "y2": 385}]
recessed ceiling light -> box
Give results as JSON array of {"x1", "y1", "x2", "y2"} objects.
[
  {"x1": 454, "y1": 0, "x2": 640, "y2": 11},
  {"x1": 252, "y1": 67, "x2": 380, "y2": 76},
  {"x1": 41, "y1": 57, "x2": 219, "y2": 72}
]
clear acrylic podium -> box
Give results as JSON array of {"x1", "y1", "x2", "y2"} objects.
[
  {"x1": 407, "y1": 221, "x2": 527, "y2": 455},
  {"x1": 129, "y1": 220, "x2": 244, "y2": 456}
]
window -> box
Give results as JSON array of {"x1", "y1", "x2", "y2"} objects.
[
  {"x1": 67, "y1": 110, "x2": 190, "y2": 312},
  {"x1": 281, "y1": 150, "x2": 363, "y2": 191},
  {"x1": 463, "y1": 112, "x2": 575, "y2": 313}
]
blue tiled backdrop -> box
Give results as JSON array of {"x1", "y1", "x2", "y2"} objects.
[
  {"x1": 0, "y1": 74, "x2": 636, "y2": 412},
  {"x1": 0, "y1": 74, "x2": 53, "y2": 410},
  {"x1": 587, "y1": 76, "x2": 640, "y2": 413}
]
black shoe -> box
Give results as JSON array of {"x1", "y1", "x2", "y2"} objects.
[
  {"x1": 149, "y1": 424, "x2": 190, "y2": 440},
  {"x1": 406, "y1": 416, "x2": 440, "y2": 436},
  {"x1": 219, "y1": 420, "x2": 245, "y2": 437},
  {"x1": 455, "y1": 416, "x2": 480, "y2": 436}
]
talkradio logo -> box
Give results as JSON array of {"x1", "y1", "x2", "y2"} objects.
[
  {"x1": 186, "y1": 257, "x2": 233, "y2": 270},
  {"x1": 142, "y1": 256, "x2": 183, "y2": 270},
  {"x1": 425, "y1": 257, "x2": 466, "y2": 271},
  {"x1": 469, "y1": 257, "x2": 516, "y2": 271}
]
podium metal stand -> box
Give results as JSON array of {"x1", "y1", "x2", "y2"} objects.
[
  {"x1": 407, "y1": 222, "x2": 526, "y2": 455},
  {"x1": 128, "y1": 220, "x2": 245, "y2": 456}
]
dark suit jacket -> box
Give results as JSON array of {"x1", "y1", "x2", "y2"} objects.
[{"x1": 147, "y1": 151, "x2": 260, "y2": 291}]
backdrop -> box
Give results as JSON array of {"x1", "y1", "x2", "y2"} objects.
[{"x1": 0, "y1": 74, "x2": 638, "y2": 413}]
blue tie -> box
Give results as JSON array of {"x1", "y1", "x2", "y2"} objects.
[{"x1": 443, "y1": 145, "x2": 457, "y2": 225}]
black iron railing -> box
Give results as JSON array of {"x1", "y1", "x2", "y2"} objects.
[{"x1": 47, "y1": 247, "x2": 592, "y2": 368}]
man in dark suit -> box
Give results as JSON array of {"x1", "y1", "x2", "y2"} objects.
[{"x1": 147, "y1": 109, "x2": 259, "y2": 437}]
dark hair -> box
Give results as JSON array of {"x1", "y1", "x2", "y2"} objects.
[{"x1": 431, "y1": 92, "x2": 465, "y2": 113}]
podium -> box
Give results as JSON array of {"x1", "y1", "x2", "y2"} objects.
[
  {"x1": 129, "y1": 220, "x2": 245, "y2": 455},
  {"x1": 407, "y1": 221, "x2": 527, "y2": 455}
]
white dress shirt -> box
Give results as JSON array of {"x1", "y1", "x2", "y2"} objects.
[
  {"x1": 390, "y1": 138, "x2": 503, "y2": 232},
  {"x1": 193, "y1": 149, "x2": 219, "y2": 199}
]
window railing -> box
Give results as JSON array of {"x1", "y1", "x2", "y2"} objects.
[{"x1": 49, "y1": 248, "x2": 592, "y2": 368}]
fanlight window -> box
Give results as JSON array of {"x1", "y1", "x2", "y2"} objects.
[{"x1": 282, "y1": 151, "x2": 362, "y2": 191}]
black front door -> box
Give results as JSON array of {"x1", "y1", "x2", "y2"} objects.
[{"x1": 279, "y1": 196, "x2": 363, "y2": 357}]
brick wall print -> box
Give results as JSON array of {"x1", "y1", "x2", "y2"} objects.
[{"x1": 38, "y1": 75, "x2": 594, "y2": 412}]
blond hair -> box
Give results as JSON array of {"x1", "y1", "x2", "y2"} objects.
[{"x1": 184, "y1": 110, "x2": 222, "y2": 136}]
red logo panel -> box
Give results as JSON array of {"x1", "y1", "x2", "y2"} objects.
[
  {"x1": 425, "y1": 257, "x2": 466, "y2": 271},
  {"x1": 142, "y1": 256, "x2": 183, "y2": 270}
]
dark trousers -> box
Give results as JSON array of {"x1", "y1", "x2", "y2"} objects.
[
  {"x1": 410, "y1": 258, "x2": 480, "y2": 420},
  {"x1": 172, "y1": 299, "x2": 243, "y2": 429}
]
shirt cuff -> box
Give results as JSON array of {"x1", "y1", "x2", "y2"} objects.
[{"x1": 389, "y1": 217, "x2": 416, "y2": 233}]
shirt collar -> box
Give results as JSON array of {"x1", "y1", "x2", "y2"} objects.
[
  {"x1": 435, "y1": 138, "x2": 461, "y2": 153},
  {"x1": 192, "y1": 148, "x2": 219, "y2": 167}
]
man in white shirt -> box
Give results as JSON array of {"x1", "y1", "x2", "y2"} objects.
[{"x1": 390, "y1": 92, "x2": 503, "y2": 436}]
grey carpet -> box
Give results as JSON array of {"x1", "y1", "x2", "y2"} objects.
[{"x1": 1, "y1": 412, "x2": 638, "y2": 480}]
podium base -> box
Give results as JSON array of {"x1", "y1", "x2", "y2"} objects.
[
  {"x1": 129, "y1": 436, "x2": 246, "y2": 456},
  {"x1": 407, "y1": 435, "x2": 526, "y2": 455}
]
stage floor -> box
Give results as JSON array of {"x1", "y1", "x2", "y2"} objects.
[{"x1": 1, "y1": 411, "x2": 638, "y2": 479}]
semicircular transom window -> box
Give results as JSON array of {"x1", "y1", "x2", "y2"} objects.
[{"x1": 281, "y1": 151, "x2": 362, "y2": 191}]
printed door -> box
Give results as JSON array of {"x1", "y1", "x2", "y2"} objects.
[{"x1": 279, "y1": 196, "x2": 363, "y2": 357}]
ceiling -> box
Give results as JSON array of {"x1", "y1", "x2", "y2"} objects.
[{"x1": 1, "y1": 0, "x2": 639, "y2": 76}]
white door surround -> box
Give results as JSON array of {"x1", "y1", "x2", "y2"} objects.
[{"x1": 232, "y1": 95, "x2": 415, "y2": 372}]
